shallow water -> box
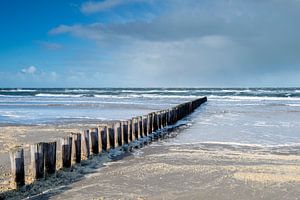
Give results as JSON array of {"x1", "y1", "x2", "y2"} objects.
[
  {"x1": 0, "y1": 88, "x2": 300, "y2": 146},
  {"x1": 171, "y1": 95, "x2": 300, "y2": 146}
]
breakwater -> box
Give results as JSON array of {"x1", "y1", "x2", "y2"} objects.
[{"x1": 8, "y1": 97, "x2": 207, "y2": 189}]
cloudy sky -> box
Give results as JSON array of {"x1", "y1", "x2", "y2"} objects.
[{"x1": 1, "y1": 0, "x2": 300, "y2": 87}]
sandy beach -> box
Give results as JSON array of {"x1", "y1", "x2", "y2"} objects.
[
  {"x1": 1, "y1": 124, "x2": 300, "y2": 200},
  {"x1": 0, "y1": 121, "x2": 111, "y2": 193}
]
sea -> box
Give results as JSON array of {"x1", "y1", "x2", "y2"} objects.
[{"x1": 0, "y1": 88, "x2": 300, "y2": 147}]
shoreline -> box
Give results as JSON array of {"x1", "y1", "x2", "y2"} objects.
[{"x1": 1, "y1": 121, "x2": 300, "y2": 197}]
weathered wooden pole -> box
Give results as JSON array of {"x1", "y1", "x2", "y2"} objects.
[
  {"x1": 108, "y1": 125, "x2": 115, "y2": 149},
  {"x1": 71, "y1": 133, "x2": 81, "y2": 163},
  {"x1": 143, "y1": 117, "x2": 148, "y2": 136},
  {"x1": 90, "y1": 128, "x2": 99, "y2": 154},
  {"x1": 10, "y1": 148, "x2": 25, "y2": 188},
  {"x1": 99, "y1": 126, "x2": 107, "y2": 152},
  {"x1": 159, "y1": 111, "x2": 163, "y2": 129},
  {"x1": 132, "y1": 117, "x2": 139, "y2": 140},
  {"x1": 152, "y1": 113, "x2": 157, "y2": 132},
  {"x1": 138, "y1": 116, "x2": 143, "y2": 138},
  {"x1": 157, "y1": 112, "x2": 161, "y2": 130},
  {"x1": 105, "y1": 125, "x2": 111, "y2": 151},
  {"x1": 61, "y1": 137, "x2": 72, "y2": 168},
  {"x1": 148, "y1": 113, "x2": 153, "y2": 134},
  {"x1": 120, "y1": 121, "x2": 125, "y2": 145},
  {"x1": 163, "y1": 110, "x2": 167, "y2": 127},
  {"x1": 166, "y1": 109, "x2": 171, "y2": 126},
  {"x1": 31, "y1": 142, "x2": 45, "y2": 179},
  {"x1": 127, "y1": 119, "x2": 132, "y2": 143},
  {"x1": 44, "y1": 142, "x2": 57, "y2": 176},
  {"x1": 113, "y1": 123, "x2": 119, "y2": 148},
  {"x1": 131, "y1": 118, "x2": 136, "y2": 141},
  {"x1": 98, "y1": 126, "x2": 104, "y2": 153},
  {"x1": 81, "y1": 130, "x2": 90, "y2": 159},
  {"x1": 123, "y1": 121, "x2": 129, "y2": 144}
]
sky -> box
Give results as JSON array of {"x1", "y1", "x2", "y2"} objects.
[{"x1": 0, "y1": 0, "x2": 300, "y2": 88}]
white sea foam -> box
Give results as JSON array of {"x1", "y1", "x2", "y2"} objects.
[
  {"x1": 121, "y1": 89, "x2": 190, "y2": 93},
  {"x1": 286, "y1": 104, "x2": 300, "y2": 107},
  {"x1": 167, "y1": 141, "x2": 300, "y2": 148},
  {"x1": 0, "y1": 89, "x2": 36, "y2": 92},
  {"x1": 35, "y1": 94, "x2": 83, "y2": 97},
  {"x1": 208, "y1": 95, "x2": 300, "y2": 101},
  {"x1": 64, "y1": 89, "x2": 92, "y2": 92}
]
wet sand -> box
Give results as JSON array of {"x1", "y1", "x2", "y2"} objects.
[{"x1": 1, "y1": 128, "x2": 300, "y2": 199}]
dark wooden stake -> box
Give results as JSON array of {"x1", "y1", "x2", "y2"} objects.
[
  {"x1": 61, "y1": 137, "x2": 72, "y2": 168},
  {"x1": 90, "y1": 128, "x2": 99, "y2": 154},
  {"x1": 100, "y1": 126, "x2": 108, "y2": 151},
  {"x1": 31, "y1": 142, "x2": 45, "y2": 179},
  {"x1": 71, "y1": 133, "x2": 81, "y2": 163},
  {"x1": 113, "y1": 123, "x2": 119, "y2": 147},
  {"x1": 10, "y1": 148, "x2": 25, "y2": 188},
  {"x1": 98, "y1": 126, "x2": 103, "y2": 153},
  {"x1": 44, "y1": 142, "x2": 57, "y2": 176},
  {"x1": 81, "y1": 130, "x2": 90, "y2": 159}
]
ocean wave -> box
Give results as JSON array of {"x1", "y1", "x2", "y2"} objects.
[
  {"x1": 64, "y1": 89, "x2": 92, "y2": 93},
  {"x1": 0, "y1": 89, "x2": 37, "y2": 92},
  {"x1": 167, "y1": 141, "x2": 300, "y2": 149},
  {"x1": 35, "y1": 94, "x2": 83, "y2": 98},
  {"x1": 286, "y1": 104, "x2": 300, "y2": 107},
  {"x1": 208, "y1": 95, "x2": 300, "y2": 101},
  {"x1": 120, "y1": 89, "x2": 190, "y2": 93}
]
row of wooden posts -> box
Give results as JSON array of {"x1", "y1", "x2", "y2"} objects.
[{"x1": 9, "y1": 97, "x2": 207, "y2": 188}]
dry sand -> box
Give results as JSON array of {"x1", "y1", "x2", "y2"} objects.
[{"x1": 1, "y1": 125, "x2": 300, "y2": 200}]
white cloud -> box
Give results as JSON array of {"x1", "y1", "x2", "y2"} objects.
[
  {"x1": 48, "y1": 0, "x2": 300, "y2": 87},
  {"x1": 80, "y1": 0, "x2": 146, "y2": 14},
  {"x1": 21, "y1": 66, "x2": 37, "y2": 74},
  {"x1": 49, "y1": 24, "x2": 103, "y2": 40}
]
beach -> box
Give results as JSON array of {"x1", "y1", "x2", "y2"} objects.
[
  {"x1": 1, "y1": 88, "x2": 300, "y2": 199},
  {"x1": 1, "y1": 138, "x2": 300, "y2": 199}
]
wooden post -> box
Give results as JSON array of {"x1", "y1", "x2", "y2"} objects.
[
  {"x1": 108, "y1": 126, "x2": 114, "y2": 149},
  {"x1": 162, "y1": 110, "x2": 167, "y2": 127},
  {"x1": 98, "y1": 126, "x2": 104, "y2": 153},
  {"x1": 71, "y1": 133, "x2": 81, "y2": 163},
  {"x1": 81, "y1": 130, "x2": 90, "y2": 159},
  {"x1": 90, "y1": 128, "x2": 99, "y2": 154},
  {"x1": 44, "y1": 142, "x2": 57, "y2": 176},
  {"x1": 159, "y1": 111, "x2": 163, "y2": 129},
  {"x1": 143, "y1": 117, "x2": 148, "y2": 136},
  {"x1": 120, "y1": 121, "x2": 125, "y2": 146},
  {"x1": 101, "y1": 126, "x2": 109, "y2": 152},
  {"x1": 128, "y1": 119, "x2": 133, "y2": 142},
  {"x1": 135, "y1": 117, "x2": 140, "y2": 139},
  {"x1": 131, "y1": 118, "x2": 136, "y2": 141},
  {"x1": 153, "y1": 113, "x2": 157, "y2": 132},
  {"x1": 113, "y1": 123, "x2": 119, "y2": 148},
  {"x1": 123, "y1": 121, "x2": 129, "y2": 144},
  {"x1": 139, "y1": 116, "x2": 143, "y2": 138},
  {"x1": 106, "y1": 126, "x2": 111, "y2": 151},
  {"x1": 148, "y1": 113, "x2": 153, "y2": 134},
  {"x1": 166, "y1": 109, "x2": 170, "y2": 126},
  {"x1": 31, "y1": 142, "x2": 44, "y2": 179},
  {"x1": 156, "y1": 112, "x2": 161, "y2": 130},
  {"x1": 10, "y1": 148, "x2": 25, "y2": 188},
  {"x1": 61, "y1": 137, "x2": 72, "y2": 168}
]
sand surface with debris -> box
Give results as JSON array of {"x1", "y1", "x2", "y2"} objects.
[{"x1": 1, "y1": 124, "x2": 300, "y2": 200}]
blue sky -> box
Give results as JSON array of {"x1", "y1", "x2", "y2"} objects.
[{"x1": 1, "y1": 0, "x2": 300, "y2": 87}]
